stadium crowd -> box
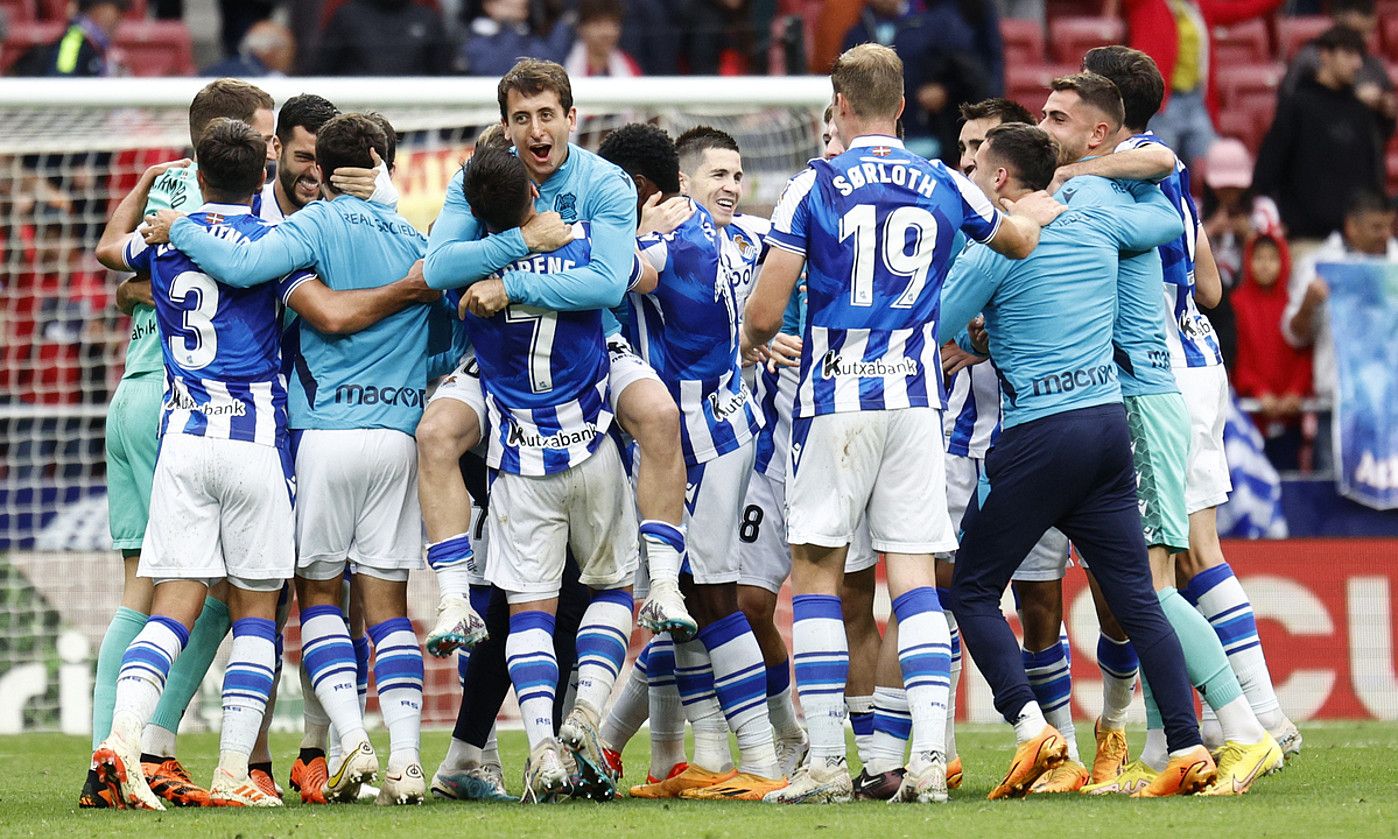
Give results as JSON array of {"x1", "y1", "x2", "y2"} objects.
[{"x1": 4, "y1": 0, "x2": 1396, "y2": 482}]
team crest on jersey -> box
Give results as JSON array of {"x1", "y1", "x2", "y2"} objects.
[
  {"x1": 731, "y1": 232, "x2": 754, "y2": 258},
  {"x1": 555, "y1": 192, "x2": 578, "y2": 221}
]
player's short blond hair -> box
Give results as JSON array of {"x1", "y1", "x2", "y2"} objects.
[
  {"x1": 189, "y1": 78, "x2": 273, "y2": 149},
  {"x1": 830, "y1": 43, "x2": 904, "y2": 121}
]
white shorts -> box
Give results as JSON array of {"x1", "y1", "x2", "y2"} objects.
[
  {"x1": 428, "y1": 353, "x2": 487, "y2": 428},
  {"x1": 788, "y1": 407, "x2": 958, "y2": 555},
  {"x1": 607, "y1": 335, "x2": 663, "y2": 412},
  {"x1": 139, "y1": 434, "x2": 294, "y2": 589},
  {"x1": 467, "y1": 502, "x2": 490, "y2": 588},
  {"x1": 940, "y1": 452, "x2": 1070, "y2": 581},
  {"x1": 738, "y1": 471, "x2": 876, "y2": 594},
  {"x1": 1175, "y1": 363, "x2": 1233, "y2": 513},
  {"x1": 684, "y1": 442, "x2": 756, "y2": 585},
  {"x1": 485, "y1": 435, "x2": 639, "y2": 600},
  {"x1": 294, "y1": 428, "x2": 423, "y2": 577}
]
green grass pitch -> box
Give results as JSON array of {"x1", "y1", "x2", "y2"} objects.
[{"x1": 3, "y1": 722, "x2": 1395, "y2": 838}]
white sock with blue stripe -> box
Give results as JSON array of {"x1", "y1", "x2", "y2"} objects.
[
  {"x1": 426, "y1": 532, "x2": 475, "y2": 599},
  {"x1": 506, "y1": 611, "x2": 558, "y2": 749},
  {"x1": 646, "y1": 636, "x2": 688, "y2": 777},
  {"x1": 765, "y1": 660, "x2": 803, "y2": 741},
  {"x1": 792, "y1": 594, "x2": 849, "y2": 761},
  {"x1": 219, "y1": 617, "x2": 277, "y2": 775},
  {"x1": 701, "y1": 611, "x2": 779, "y2": 777},
  {"x1": 937, "y1": 587, "x2": 961, "y2": 760},
  {"x1": 1023, "y1": 643, "x2": 1079, "y2": 762},
  {"x1": 369, "y1": 617, "x2": 424, "y2": 769},
  {"x1": 867, "y1": 685, "x2": 910, "y2": 774},
  {"x1": 601, "y1": 636, "x2": 651, "y2": 751},
  {"x1": 300, "y1": 604, "x2": 368, "y2": 751},
  {"x1": 575, "y1": 589, "x2": 634, "y2": 719},
  {"x1": 892, "y1": 587, "x2": 951, "y2": 757},
  {"x1": 1184, "y1": 563, "x2": 1284, "y2": 729},
  {"x1": 640, "y1": 520, "x2": 685, "y2": 588},
  {"x1": 111, "y1": 615, "x2": 189, "y2": 740},
  {"x1": 1097, "y1": 633, "x2": 1139, "y2": 729},
  {"x1": 674, "y1": 639, "x2": 733, "y2": 773}
]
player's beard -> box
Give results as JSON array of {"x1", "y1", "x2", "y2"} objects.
[{"x1": 279, "y1": 166, "x2": 319, "y2": 210}]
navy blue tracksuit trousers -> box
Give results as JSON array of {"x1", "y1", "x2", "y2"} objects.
[{"x1": 949, "y1": 403, "x2": 1202, "y2": 753}]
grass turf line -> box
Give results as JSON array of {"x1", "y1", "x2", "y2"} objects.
[{"x1": 3, "y1": 722, "x2": 1395, "y2": 838}]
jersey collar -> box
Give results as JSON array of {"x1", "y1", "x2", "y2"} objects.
[
  {"x1": 848, "y1": 135, "x2": 904, "y2": 150},
  {"x1": 197, "y1": 202, "x2": 253, "y2": 216}
]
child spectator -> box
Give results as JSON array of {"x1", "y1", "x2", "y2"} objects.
[
  {"x1": 1232, "y1": 230, "x2": 1312, "y2": 469},
  {"x1": 564, "y1": 0, "x2": 641, "y2": 78}
]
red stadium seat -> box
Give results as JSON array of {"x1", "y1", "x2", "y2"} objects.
[
  {"x1": 1211, "y1": 19, "x2": 1271, "y2": 66},
  {"x1": 1047, "y1": 16, "x2": 1126, "y2": 64},
  {"x1": 1215, "y1": 61, "x2": 1285, "y2": 107},
  {"x1": 1001, "y1": 17, "x2": 1046, "y2": 66},
  {"x1": 1215, "y1": 111, "x2": 1263, "y2": 153},
  {"x1": 0, "y1": 0, "x2": 37, "y2": 24},
  {"x1": 0, "y1": 20, "x2": 62, "y2": 74},
  {"x1": 1380, "y1": 16, "x2": 1398, "y2": 63},
  {"x1": 39, "y1": 0, "x2": 145, "y2": 19},
  {"x1": 1006, "y1": 62, "x2": 1078, "y2": 113},
  {"x1": 1276, "y1": 16, "x2": 1331, "y2": 62},
  {"x1": 113, "y1": 19, "x2": 194, "y2": 76}
]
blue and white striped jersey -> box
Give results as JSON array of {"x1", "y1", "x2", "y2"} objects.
[
  {"x1": 723, "y1": 212, "x2": 771, "y2": 312},
  {"x1": 943, "y1": 362, "x2": 1001, "y2": 458},
  {"x1": 463, "y1": 222, "x2": 612, "y2": 476},
  {"x1": 627, "y1": 200, "x2": 762, "y2": 466},
  {"x1": 123, "y1": 203, "x2": 303, "y2": 447},
  {"x1": 1117, "y1": 132, "x2": 1223, "y2": 369},
  {"x1": 766, "y1": 135, "x2": 1002, "y2": 418}
]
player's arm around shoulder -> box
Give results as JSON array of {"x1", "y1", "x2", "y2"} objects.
[
  {"x1": 424, "y1": 167, "x2": 531, "y2": 290},
  {"x1": 1114, "y1": 180, "x2": 1185, "y2": 251},
  {"x1": 95, "y1": 158, "x2": 191, "y2": 270},
  {"x1": 283, "y1": 258, "x2": 439, "y2": 336},
  {"x1": 1050, "y1": 141, "x2": 1175, "y2": 193}
]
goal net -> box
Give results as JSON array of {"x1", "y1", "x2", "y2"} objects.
[{"x1": 0, "y1": 75, "x2": 830, "y2": 734}]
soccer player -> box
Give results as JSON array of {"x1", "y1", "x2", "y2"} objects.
[
  {"x1": 599, "y1": 123, "x2": 784, "y2": 802},
  {"x1": 1045, "y1": 53, "x2": 1290, "y2": 795},
  {"x1": 90, "y1": 118, "x2": 301, "y2": 810},
  {"x1": 939, "y1": 122, "x2": 1216, "y2": 798},
  {"x1": 422, "y1": 58, "x2": 696, "y2": 642},
  {"x1": 458, "y1": 145, "x2": 640, "y2": 804},
  {"x1": 84, "y1": 78, "x2": 279, "y2": 809},
  {"x1": 153, "y1": 114, "x2": 440, "y2": 806},
  {"x1": 743, "y1": 43, "x2": 1048, "y2": 805}
]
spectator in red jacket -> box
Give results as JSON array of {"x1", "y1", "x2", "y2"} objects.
[
  {"x1": 1232, "y1": 229, "x2": 1312, "y2": 469},
  {"x1": 1111, "y1": 0, "x2": 1284, "y2": 166}
]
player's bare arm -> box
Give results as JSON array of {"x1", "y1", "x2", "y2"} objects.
[
  {"x1": 1193, "y1": 227, "x2": 1223, "y2": 308},
  {"x1": 741, "y1": 245, "x2": 803, "y2": 363},
  {"x1": 1048, "y1": 143, "x2": 1176, "y2": 193},
  {"x1": 114, "y1": 277, "x2": 153, "y2": 315},
  {"x1": 94, "y1": 158, "x2": 191, "y2": 268},
  {"x1": 287, "y1": 258, "x2": 440, "y2": 335}
]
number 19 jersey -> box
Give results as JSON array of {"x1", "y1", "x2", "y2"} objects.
[{"x1": 766, "y1": 135, "x2": 1002, "y2": 418}]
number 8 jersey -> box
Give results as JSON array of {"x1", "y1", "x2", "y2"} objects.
[
  {"x1": 767, "y1": 135, "x2": 1002, "y2": 418},
  {"x1": 123, "y1": 203, "x2": 306, "y2": 447}
]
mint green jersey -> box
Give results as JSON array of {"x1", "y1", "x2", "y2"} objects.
[{"x1": 120, "y1": 164, "x2": 202, "y2": 378}]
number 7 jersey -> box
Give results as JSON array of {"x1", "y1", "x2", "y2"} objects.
[{"x1": 767, "y1": 135, "x2": 1002, "y2": 418}]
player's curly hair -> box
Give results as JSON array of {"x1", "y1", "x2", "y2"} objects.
[
  {"x1": 462, "y1": 146, "x2": 532, "y2": 233},
  {"x1": 675, "y1": 125, "x2": 740, "y2": 174},
  {"x1": 597, "y1": 123, "x2": 680, "y2": 195}
]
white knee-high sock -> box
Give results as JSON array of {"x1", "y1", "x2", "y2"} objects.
[
  {"x1": 573, "y1": 589, "x2": 634, "y2": 719},
  {"x1": 701, "y1": 611, "x2": 779, "y2": 778},
  {"x1": 1096, "y1": 633, "x2": 1138, "y2": 729},
  {"x1": 219, "y1": 617, "x2": 277, "y2": 776},
  {"x1": 791, "y1": 594, "x2": 848, "y2": 762},
  {"x1": 505, "y1": 611, "x2": 558, "y2": 749},
  {"x1": 867, "y1": 686, "x2": 909, "y2": 774},
  {"x1": 369, "y1": 617, "x2": 424, "y2": 769},
  {"x1": 1184, "y1": 563, "x2": 1285, "y2": 730},
  {"x1": 299, "y1": 604, "x2": 367, "y2": 751},
  {"x1": 646, "y1": 635, "x2": 687, "y2": 777},
  {"x1": 674, "y1": 639, "x2": 733, "y2": 773},
  {"x1": 601, "y1": 638, "x2": 653, "y2": 751},
  {"x1": 892, "y1": 588, "x2": 951, "y2": 758},
  {"x1": 426, "y1": 532, "x2": 475, "y2": 599},
  {"x1": 937, "y1": 592, "x2": 961, "y2": 760},
  {"x1": 1023, "y1": 643, "x2": 1079, "y2": 762},
  {"x1": 111, "y1": 616, "x2": 189, "y2": 741}
]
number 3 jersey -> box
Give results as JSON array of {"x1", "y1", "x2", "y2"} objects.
[
  {"x1": 626, "y1": 200, "x2": 763, "y2": 466},
  {"x1": 122, "y1": 203, "x2": 306, "y2": 447},
  {"x1": 767, "y1": 135, "x2": 1002, "y2": 418},
  {"x1": 462, "y1": 222, "x2": 612, "y2": 476}
]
